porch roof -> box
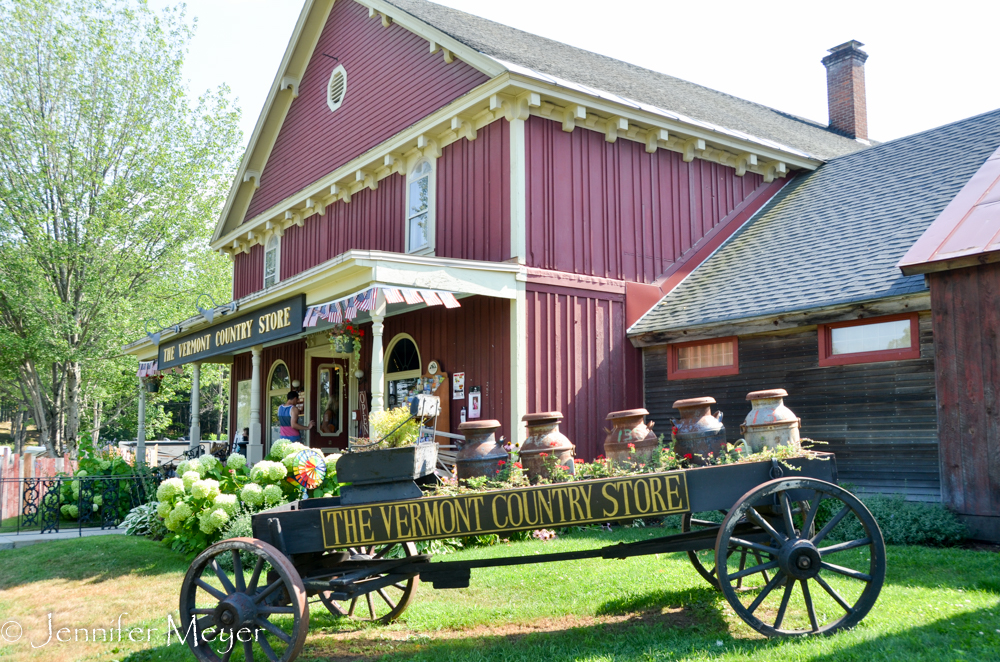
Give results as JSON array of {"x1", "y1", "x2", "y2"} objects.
[{"x1": 123, "y1": 250, "x2": 526, "y2": 361}]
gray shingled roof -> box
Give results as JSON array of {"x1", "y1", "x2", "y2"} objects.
[
  {"x1": 385, "y1": 0, "x2": 866, "y2": 160},
  {"x1": 629, "y1": 109, "x2": 1000, "y2": 337}
]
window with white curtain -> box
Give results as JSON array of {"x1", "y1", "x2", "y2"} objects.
[
  {"x1": 406, "y1": 159, "x2": 435, "y2": 254},
  {"x1": 264, "y1": 234, "x2": 280, "y2": 289}
]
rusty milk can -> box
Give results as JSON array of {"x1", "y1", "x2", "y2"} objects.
[
  {"x1": 740, "y1": 389, "x2": 801, "y2": 452},
  {"x1": 520, "y1": 412, "x2": 576, "y2": 481},
  {"x1": 672, "y1": 397, "x2": 727, "y2": 464},
  {"x1": 456, "y1": 420, "x2": 508, "y2": 481},
  {"x1": 604, "y1": 408, "x2": 659, "y2": 465}
]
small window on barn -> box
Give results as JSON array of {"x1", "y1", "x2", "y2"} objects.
[
  {"x1": 264, "y1": 234, "x2": 280, "y2": 289},
  {"x1": 818, "y1": 313, "x2": 920, "y2": 366},
  {"x1": 406, "y1": 158, "x2": 435, "y2": 255},
  {"x1": 667, "y1": 337, "x2": 739, "y2": 380},
  {"x1": 327, "y1": 65, "x2": 348, "y2": 113}
]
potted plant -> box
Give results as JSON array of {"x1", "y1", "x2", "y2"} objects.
[
  {"x1": 328, "y1": 322, "x2": 363, "y2": 366},
  {"x1": 337, "y1": 397, "x2": 440, "y2": 505},
  {"x1": 143, "y1": 374, "x2": 163, "y2": 393}
]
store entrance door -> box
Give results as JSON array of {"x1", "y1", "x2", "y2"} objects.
[{"x1": 310, "y1": 356, "x2": 350, "y2": 451}]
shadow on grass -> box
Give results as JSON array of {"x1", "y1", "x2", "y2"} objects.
[{"x1": 0, "y1": 535, "x2": 188, "y2": 590}]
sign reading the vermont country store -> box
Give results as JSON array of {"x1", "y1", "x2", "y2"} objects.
[
  {"x1": 320, "y1": 472, "x2": 690, "y2": 548},
  {"x1": 157, "y1": 295, "x2": 305, "y2": 369}
]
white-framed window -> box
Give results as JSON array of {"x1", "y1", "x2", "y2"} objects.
[
  {"x1": 327, "y1": 64, "x2": 347, "y2": 113},
  {"x1": 405, "y1": 158, "x2": 435, "y2": 255},
  {"x1": 264, "y1": 233, "x2": 280, "y2": 289},
  {"x1": 316, "y1": 363, "x2": 344, "y2": 436}
]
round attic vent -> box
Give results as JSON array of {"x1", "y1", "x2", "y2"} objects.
[{"x1": 327, "y1": 64, "x2": 347, "y2": 112}]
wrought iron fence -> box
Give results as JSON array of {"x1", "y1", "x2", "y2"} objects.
[{"x1": 0, "y1": 472, "x2": 162, "y2": 537}]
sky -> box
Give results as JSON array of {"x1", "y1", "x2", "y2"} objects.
[{"x1": 152, "y1": 0, "x2": 1000, "y2": 149}]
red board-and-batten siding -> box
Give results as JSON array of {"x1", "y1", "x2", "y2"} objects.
[
  {"x1": 524, "y1": 116, "x2": 766, "y2": 283},
  {"x1": 233, "y1": 119, "x2": 511, "y2": 299},
  {"x1": 244, "y1": 0, "x2": 489, "y2": 221}
]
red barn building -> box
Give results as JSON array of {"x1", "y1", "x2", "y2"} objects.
[{"x1": 125, "y1": 0, "x2": 865, "y2": 465}]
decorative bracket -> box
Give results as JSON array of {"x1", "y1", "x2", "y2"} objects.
[
  {"x1": 561, "y1": 104, "x2": 587, "y2": 133},
  {"x1": 605, "y1": 116, "x2": 628, "y2": 143},
  {"x1": 763, "y1": 161, "x2": 788, "y2": 183},
  {"x1": 280, "y1": 76, "x2": 300, "y2": 99},
  {"x1": 451, "y1": 116, "x2": 477, "y2": 141},
  {"x1": 356, "y1": 169, "x2": 378, "y2": 191},
  {"x1": 417, "y1": 135, "x2": 441, "y2": 159},
  {"x1": 243, "y1": 170, "x2": 261, "y2": 189},
  {"x1": 735, "y1": 152, "x2": 758, "y2": 177},
  {"x1": 645, "y1": 128, "x2": 669, "y2": 154},
  {"x1": 682, "y1": 138, "x2": 706, "y2": 162}
]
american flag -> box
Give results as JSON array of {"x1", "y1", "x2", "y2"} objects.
[
  {"x1": 304, "y1": 307, "x2": 319, "y2": 327},
  {"x1": 357, "y1": 288, "x2": 376, "y2": 312},
  {"x1": 419, "y1": 290, "x2": 443, "y2": 306},
  {"x1": 381, "y1": 287, "x2": 404, "y2": 304},
  {"x1": 329, "y1": 301, "x2": 343, "y2": 324},
  {"x1": 402, "y1": 289, "x2": 423, "y2": 305},
  {"x1": 439, "y1": 292, "x2": 461, "y2": 308},
  {"x1": 344, "y1": 295, "x2": 359, "y2": 320}
]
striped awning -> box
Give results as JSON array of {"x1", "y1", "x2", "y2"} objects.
[{"x1": 303, "y1": 286, "x2": 460, "y2": 328}]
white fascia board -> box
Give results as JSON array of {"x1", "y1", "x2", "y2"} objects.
[{"x1": 499, "y1": 59, "x2": 823, "y2": 168}]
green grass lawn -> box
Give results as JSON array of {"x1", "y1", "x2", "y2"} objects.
[{"x1": 0, "y1": 527, "x2": 997, "y2": 662}]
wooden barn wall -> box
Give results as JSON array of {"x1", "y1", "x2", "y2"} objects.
[
  {"x1": 233, "y1": 244, "x2": 264, "y2": 300},
  {"x1": 524, "y1": 116, "x2": 767, "y2": 284},
  {"x1": 436, "y1": 119, "x2": 511, "y2": 262},
  {"x1": 929, "y1": 264, "x2": 1000, "y2": 525},
  {"x1": 353, "y1": 296, "x2": 511, "y2": 440},
  {"x1": 280, "y1": 175, "x2": 406, "y2": 281},
  {"x1": 527, "y1": 285, "x2": 644, "y2": 461},
  {"x1": 643, "y1": 315, "x2": 940, "y2": 501},
  {"x1": 245, "y1": 0, "x2": 489, "y2": 220}
]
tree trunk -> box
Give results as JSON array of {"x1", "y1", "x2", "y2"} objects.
[
  {"x1": 12, "y1": 409, "x2": 24, "y2": 454},
  {"x1": 91, "y1": 400, "x2": 103, "y2": 449},
  {"x1": 20, "y1": 362, "x2": 54, "y2": 456},
  {"x1": 65, "y1": 360, "x2": 81, "y2": 458}
]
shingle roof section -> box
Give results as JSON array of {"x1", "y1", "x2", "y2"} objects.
[
  {"x1": 629, "y1": 109, "x2": 1000, "y2": 336},
  {"x1": 385, "y1": 0, "x2": 866, "y2": 160}
]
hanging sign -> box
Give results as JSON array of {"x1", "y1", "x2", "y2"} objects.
[
  {"x1": 452, "y1": 372, "x2": 465, "y2": 400},
  {"x1": 157, "y1": 295, "x2": 305, "y2": 369}
]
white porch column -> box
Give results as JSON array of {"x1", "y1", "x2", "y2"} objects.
[
  {"x1": 510, "y1": 281, "x2": 528, "y2": 449},
  {"x1": 507, "y1": 95, "x2": 529, "y2": 265},
  {"x1": 136, "y1": 379, "x2": 146, "y2": 468},
  {"x1": 248, "y1": 346, "x2": 264, "y2": 464},
  {"x1": 189, "y1": 362, "x2": 201, "y2": 451},
  {"x1": 370, "y1": 290, "x2": 388, "y2": 414}
]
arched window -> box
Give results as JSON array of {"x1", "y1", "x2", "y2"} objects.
[
  {"x1": 264, "y1": 234, "x2": 280, "y2": 289},
  {"x1": 385, "y1": 334, "x2": 422, "y2": 409},
  {"x1": 267, "y1": 361, "x2": 291, "y2": 448},
  {"x1": 406, "y1": 159, "x2": 435, "y2": 254}
]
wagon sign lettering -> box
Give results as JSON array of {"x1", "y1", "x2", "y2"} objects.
[
  {"x1": 157, "y1": 295, "x2": 305, "y2": 369},
  {"x1": 320, "y1": 473, "x2": 690, "y2": 547}
]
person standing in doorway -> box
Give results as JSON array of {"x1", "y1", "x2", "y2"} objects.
[{"x1": 278, "y1": 391, "x2": 314, "y2": 442}]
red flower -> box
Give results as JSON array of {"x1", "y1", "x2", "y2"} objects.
[
  {"x1": 672, "y1": 426, "x2": 679, "y2": 435},
  {"x1": 574, "y1": 458, "x2": 584, "y2": 464},
  {"x1": 539, "y1": 453, "x2": 549, "y2": 457},
  {"x1": 596, "y1": 455, "x2": 605, "y2": 461},
  {"x1": 639, "y1": 463, "x2": 645, "y2": 468},
  {"x1": 558, "y1": 466, "x2": 570, "y2": 471},
  {"x1": 684, "y1": 453, "x2": 693, "y2": 460},
  {"x1": 513, "y1": 462, "x2": 522, "y2": 469},
  {"x1": 498, "y1": 460, "x2": 506, "y2": 466},
  {"x1": 628, "y1": 443, "x2": 636, "y2": 450}
]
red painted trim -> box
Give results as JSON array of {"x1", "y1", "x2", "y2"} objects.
[
  {"x1": 625, "y1": 281, "x2": 663, "y2": 328},
  {"x1": 666, "y1": 336, "x2": 739, "y2": 381},
  {"x1": 817, "y1": 313, "x2": 921, "y2": 367},
  {"x1": 655, "y1": 176, "x2": 794, "y2": 295}
]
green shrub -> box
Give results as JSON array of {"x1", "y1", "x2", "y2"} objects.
[
  {"x1": 215, "y1": 509, "x2": 260, "y2": 572},
  {"x1": 820, "y1": 493, "x2": 966, "y2": 546},
  {"x1": 369, "y1": 405, "x2": 419, "y2": 448},
  {"x1": 122, "y1": 502, "x2": 167, "y2": 540}
]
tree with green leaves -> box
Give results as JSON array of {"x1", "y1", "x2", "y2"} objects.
[{"x1": 0, "y1": 0, "x2": 241, "y2": 456}]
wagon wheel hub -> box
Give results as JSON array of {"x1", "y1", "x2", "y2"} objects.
[
  {"x1": 778, "y1": 537, "x2": 822, "y2": 580},
  {"x1": 213, "y1": 591, "x2": 257, "y2": 630}
]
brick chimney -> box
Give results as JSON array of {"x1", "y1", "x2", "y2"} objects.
[{"x1": 822, "y1": 40, "x2": 869, "y2": 141}]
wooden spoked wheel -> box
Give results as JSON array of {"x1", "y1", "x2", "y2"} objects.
[
  {"x1": 179, "y1": 538, "x2": 309, "y2": 662},
  {"x1": 682, "y1": 511, "x2": 729, "y2": 590},
  {"x1": 318, "y1": 543, "x2": 419, "y2": 624},
  {"x1": 715, "y1": 478, "x2": 886, "y2": 637}
]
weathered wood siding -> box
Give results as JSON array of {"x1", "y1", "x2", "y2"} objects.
[
  {"x1": 525, "y1": 116, "x2": 767, "y2": 283},
  {"x1": 928, "y1": 264, "x2": 1000, "y2": 523},
  {"x1": 643, "y1": 314, "x2": 940, "y2": 501},
  {"x1": 245, "y1": 0, "x2": 489, "y2": 220},
  {"x1": 528, "y1": 284, "x2": 644, "y2": 461}
]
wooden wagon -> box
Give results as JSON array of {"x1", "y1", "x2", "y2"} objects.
[{"x1": 178, "y1": 452, "x2": 886, "y2": 661}]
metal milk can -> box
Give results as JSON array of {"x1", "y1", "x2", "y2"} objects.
[
  {"x1": 456, "y1": 420, "x2": 508, "y2": 481},
  {"x1": 671, "y1": 397, "x2": 727, "y2": 464},
  {"x1": 603, "y1": 408, "x2": 659, "y2": 466},
  {"x1": 740, "y1": 389, "x2": 801, "y2": 452},
  {"x1": 520, "y1": 411, "x2": 575, "y2": 482}
]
